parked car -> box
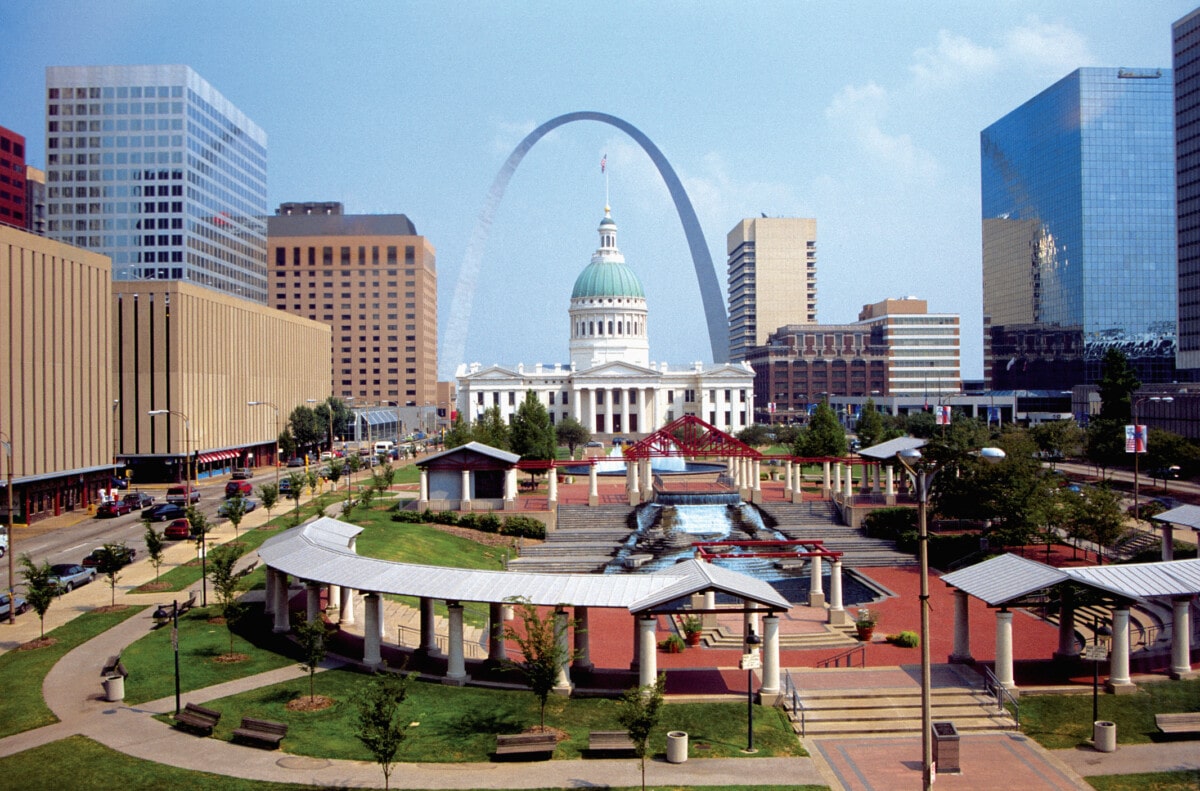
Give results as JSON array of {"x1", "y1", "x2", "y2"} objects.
[
  {"x1": 95, "y1": 500, "x2": 132, "y2": 518},
  {"x1": 165, "y1": 486, "x2": 200, "y2": 505},
  {"x1": 286, "y1": 457, "x2": 305, "y2": 468},
  {"x1": 0, "y1": 527, "x2": 8, "y2": 558},
  {"x1": 163, "y1": 518, "x2": 193, "y2": 540},
  {"x1": 224, "y1": 480, "x2": 253, "y2": 498},
  {"x1": 231, "y1": 467, "x2": 254, "y2": 480},
  {"x1": 0, "y1": 593, "x2": 28, "y2": 618},
  {"x1": 278, "y1": 478, "x2": 292, "y2": 495},
  {"x1": 143, "y1": 503, "x2": 187, "y2": 522},
  {"x1": 81, "y1": 545, "x2": 137, "y2": 568},
  {"x1": 585, "y1": 440, "x2": 603, "y2": 448},
  {"x1": 217, "y1": 498, "x2": 258, "y2": 518},
  {"x1": 109, "y1": 476, "x2": 129, "y2": 491},
  {"x1": 122, "y1": 492, "x2": 155, "y2": 510},
  {"x1": 47, "y1": 563, "x2": 97, "y2": 593}
]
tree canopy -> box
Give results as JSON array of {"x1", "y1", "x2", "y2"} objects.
[
  {"x1": 555, "y1": 416, "x2": 590, "y2": 457},
  {"x1": 1097, "y1": 349, "x2": 1140, "y2": 421},
  {"x1": 793, "y1": 402, "x2": 846, "y2": 457},
  {"x1": 509, "y1": 390, "x2": 557, "y2": 461}
]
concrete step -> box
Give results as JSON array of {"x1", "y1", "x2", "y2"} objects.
[{"x1": 784, "y1": 683, "x2": 1016, "y2": 736}]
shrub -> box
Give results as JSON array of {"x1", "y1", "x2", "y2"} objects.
[
  {"x1": 862, "y1": 507, "x2": 916, "y2": 540},
  {"x1": 436, "y1": 510, "x2": 459, "y2": 525},
  {"x1": 500, "y1": 515, "x2": 546, "y2": 539},
  {"x1": 889, "y1": 630, "x2": 920, "y2": 648},
  {"x1": 477, "y1": 513, "x2": 502, "y2": 533}
]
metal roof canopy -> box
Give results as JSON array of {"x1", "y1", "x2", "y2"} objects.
[
  {"x1": 416, "y1": 441, "x2": 520, "y2": 468},
  {"x1": 1153, "y1": 504, "x2": 1200, "y2": 531},
  {"x1": 857, "y1": 437, "x2": 926, "y2": 461},
  {"x1": 259, "y1": 517, "x2": 792, "y2": 613},
  {"x1": 941, "y1": 553, "x2": 1200, "y2": 606}
]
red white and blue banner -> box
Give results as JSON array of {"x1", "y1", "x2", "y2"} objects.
[
  {"x1": 935, "y1": 405, "x2": 952, "y2": 426},
  {"x1": 1125, "y1": 424, "x2": 1147, "y2": 453}
]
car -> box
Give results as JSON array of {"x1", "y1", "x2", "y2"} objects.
[
  {"x1": 585, "y1": 440, "x2": 603, "y2": 448},
  {"x1": 319, "y1": 451, "x2": 333, "y2": 461},
  {"x1": 231, "y1": 467, "x2": 254, "y2": 480},
  {"x1": 143, "y1": 503, "x2": 187, "y2": 522},
  {"x1": 1151, "y1": 466, "x2": 1182, "y2": 480},
  {"x1": 611, "y1": 437, "x2": 627, "y2": 446},
  {"x1": 122, "y1": 492, "x2": 155, "y2": 510},
  {"x1": 286, "y1": 457, "x2": 305, "y2": 468},
  {"x1": 278, "y1": 478, "x2": 292, "y2": 494},
  {"x1": 163, "y1": 518, "x2": 193, "y2": 540},
  {"x1": 225, "y1": 480, "x2": 253, "y2": 498},
  {"x1": 217, "y1": 498, "x2": 258, "y2": 518},
  {"x1": 47, "y1": 563, "x2": 97, "y2": 593},
  {"x1": 0, "y1": 593, "x2": 28, "y2": 618},
  {"x1": 81, "y1": 545, "x2": 137, "y2": 568},
  {"x1": 95, "y1": 500, "x2": 132, "y2": 518},
  {"x1": 165, "y1": 486, "x2": 200, "y2": 505},
  {"x1": 109, "y1": 476, "x2": 129, "y2": 490},
  {"x1": 0, "y1": 527, "x2": 7, "y2": 559}
]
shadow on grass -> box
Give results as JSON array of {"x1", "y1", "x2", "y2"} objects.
[{"x1": 443, "y1": 708, "x2": 527, "y2": 737}]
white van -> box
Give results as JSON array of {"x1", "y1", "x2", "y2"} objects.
[{"x1": 373, "y1": 440, "x2": 395, "y2": 457}]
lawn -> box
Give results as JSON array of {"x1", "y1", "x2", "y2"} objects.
[
  {"x1": 0, "y1": 607, "x2": 141, "y2": 738},
  {"x1": 1087, "y1": 771, "x2": 1200, "y2": 791},
  {"x1": 192, "y1": 666, "x2": 806, "y2": 763},
  {"x1": 1018, "y1": 678, "x2": 1200, "y2": 749},
  {"x1": 0, "y1": 736, "x2": 820, "y2": 791},
  {"x1": 350, "y1": 504, "x2": 512, "y2": 570},
  {"x1": 137, "y1": 528, "x2": 275, "y2": 593}
]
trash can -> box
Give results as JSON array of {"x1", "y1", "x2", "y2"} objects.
[
  {"x1": 1093, "y1": 721, "x2": 1117, "y2": 753},
  {"x1": 102, "y1": 675, "x2": 125, "y2": 702},
  {"x1": 666, "y1": 730, "x2": 688, "y2": 763},
  {"x1": 931, "y1": 721, "x2": 960, "y2": 774}
]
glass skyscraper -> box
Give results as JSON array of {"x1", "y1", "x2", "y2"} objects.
[
  {"x1": 1174, "y1": 10, "x2": 1200, "y2": 373},
  {"x1": 981, "y1": 67, "x2": 1177, "y2": 390},
  {"x1": 44, "y1": 65, "x2": 268, "y2": 302}
]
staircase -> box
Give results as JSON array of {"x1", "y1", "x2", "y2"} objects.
[
  {"x1": 757, "y1": 501, "x2": 917, "y2": 568},
  {"x1": 507, "y1": 505, "x2": 635, "y2": 573}
]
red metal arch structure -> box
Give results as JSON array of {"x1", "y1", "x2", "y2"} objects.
[{"x1": 623, "y1": 414, "x2": 761, "y2": 460}]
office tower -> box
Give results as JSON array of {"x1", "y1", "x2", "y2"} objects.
[
  {"x1": 1175, "y1": 10, "x2": 1200, "y2": 372},
  {"x1": 44, "y1": 65, "x2": 268, "y2": 301},
  {"x1": 0, "y1": 125, "x2": 28, "y2": 230},
  {"x1": 727, "y1": 217, "x2": 817, "y2": 363},
  {"x1": 981, "y1": 67, "x2": 1177, "y2": 389},
  {"x1": 267, "y1": 202, "x2": 438, "y2": 408}
]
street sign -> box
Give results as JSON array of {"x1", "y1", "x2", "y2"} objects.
[
  {"x1": 1083, "y1": 644, "x2": 1108, "y2": 661},
  {"x1": 740, "y1": 652, "x2": 761, "y2": 670}
]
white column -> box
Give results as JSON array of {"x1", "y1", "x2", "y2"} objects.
[
  {"x1": 264, "y1": 568, "x2": 277, "y2": 615},
  {"x1": 627, "y1": 459, "x2": 639, "y2": 495},
  {"x1": 447, "y1": 602, "x2": 467, "y2": 682},
  {"x1": 604, "y1": 391, "x2": 613, "y2": 434},
  {"x1": 488, "y1": 602, "x2": 507, "y2": 663},
  {"x1": 1055, "y1": 587, "x2": 1078, "y2": 659},
  {"x1": 460, "y1": 469, "x2": 471, "y2": 508},
  {"x1": 363, "y1": 592, "x2": 382, "y2": 668},
  {"x1": 872, "y1": 464, "x2": 881, "y2": 493},
  {"x1": 761, "y1": 614, "x2": 780, "y2": 697},
  {"x1": 419, "y1": 468, "x2": 429, "y2": 502},
  {"x1": 808, "y1": 554, "x2": 825, "y2": 608},
  {"x1": 950, "y1": 589, "x2": 972, "y2": 662},
  {"x1": 885, "y1": 466, "x2": 895, "y2": 498},
  {"x1": 641, "y1": 457, "x2": 653, "y2": 498},
  {"x1": 833, "y1": 463, "x2": 842, "y2": 494},
  {"x1": 783, "y1": 460, "x2": 793, "y2": 497},
  {"x1": 1161, "y1": 524, "x2": 1175, "y2": 561},
  {"x1": 574, "y1": 606, "x2": 592, "y2": 670},
  {"x1": 828, "y1": 559, "x2": 846, "y2": 625},
  {"x1": 589, "y1": 388, "x2": 597, "y2": 432},
  {"x1": 621, "y1": 389, "x2": 629, "y2": 436},
  {"x1": 554, "y1": 608, "x2": 573, "y2": 693},
  {"x1": 703, "y1": 590, "x2": 716, "y2": 628},
  {"x1": 843, "y1": 466, "x2": 853, "y2": 499},
  {"x1": 339, "y1": 586, "x2": 356, "y2": 625},
  {"x1": 638, "y1": 615, "x2": 658, "y2": 688},
  {"x1": 420, "y1": 596, "x2": 438, "y2": 655},
  {"x1": 272, "y1": 572, "x2": 290, "y2": 633},
  {"x1": 588, "y1": 462, "x2": 599, "y2": 506},
  {"x1": 752, "y1": 460, "x2": 762, "y2": 492},
  {"x1": 504, "y1": 467, "x2": 517, "y2": 503},
  {"x1": 1107, "y1": 606, "x2": 1133, "y2": 690},
  {"x1": 305, "y1": 582, "x2": 322, "y2": 624},
  {"x1": 1170, "y1": 597, "x2": 1193, "y2": 679},
  {"x1": 792, "y1": 460, "x2": 804, "y2": 503},
  {"x1": 547, "y1": 467, "x2": 558, "y2": 504},
  {"x1": 822, "y1": 460, "x2": 831, "y2": 496},
  {"x1": 573, "y1": 386, "x2": 582, "y2": 423},
  {"x1": 995, "y1": 609, "x2": 1016, "y2": 690}
]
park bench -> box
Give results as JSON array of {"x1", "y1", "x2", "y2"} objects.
[
  {"x1": 588, "y1": 730, "x2": 636, "y2": 754},
  {"x1": 174, "y1": 702, "x2": 222, "y2": 735},
  {"x1": 100, "y1": 653, "x2": 128, "y2": 679},
  {"x1": 1155, "y1": 712, "x2": 1200, "y2": 736},
  {"x1": 232, "y1": 717, "x2": 288, "y2": 749},
  {"x1": 494, "y1": 732, "x2": 557, "y2": 759},
  {"x1": 177, "y1": 590, "x2": 198, "y2": 615}
]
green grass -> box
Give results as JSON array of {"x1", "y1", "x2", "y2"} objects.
[
  {"x1": 350, "y1": 505, "x2": 511, "y2": 570},
  {"x1": 0, "y1": 607, "x2": 141, "y2": 737},
  {"x1": 0, "y1": 736, "x2": 820, "y2": 791},
  {"x1": 1018, "y1": 678, "x2": 1200, "y2": 749},
  {"x1": 138, "y1": 528, "x2": 275, "y2": 593},
  {"x1": 1087, "y1": 771, "x2": 1200, "y2": 791},
  {"x1": 189, "y1": 666, "x2": 806, "y2": 763},
  {"x1": 394, "y1": 463, "x2": 420, "y2": 484}
]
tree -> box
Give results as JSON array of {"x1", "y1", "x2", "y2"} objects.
[
  {"x1": 278, "y1": 428, "x2": 297, "y2": 463},
  {"x1": 286, "y1": 471, "x2": 307, "y2": 521},
  {"x1": 555, "y1": 417, "x2": 590, "y2": 458},
  {"x1": 503, "y1": 597, "x2": 575, "y2": 728},
  {"x1": 617, "y1": 673, "x2": 666, "y2": 791},
  {"x1": 473, "y1": 405, "x2": 511, "y2": 450},
  {"x1": 793, "y1": 402, "x2": 846, "y2": 457},
  {"x1": 1030, "y1": 420, "x2": 1084, "y2": 465},
  {"x1": 353, "y1": 668, "x2": 411, "y2": 791},
  {"x1": 735, "y1": 424, "x2": 773, "y2": 448},
  {"x1": 186, "y1": 506, "x2": 210, "y2": 555},
  {"x1": 222, "y1": 494, "x2": 248, "y2": 541},
  {"x1": 258, "y1": 482, "x2": 279, "y2": 516},
  {"x1": 344, "y1": 455, "x2": 363, "y2": 504},
  {"x1": 144, "y1": 523, "x2": 165, "y2": 582},
  {"x1": 326, "y1": 461, "x2": 343, "y2": 489},
  {"x1": 510, "y1": 390, "x2": 557, "y2": 462},
  {"x1": 1067, "y1": 484, "x2": 1127, "y2": 564},
  {"x1": 288, "y1": 404, "x2": 323, "y2": 455},
  {"x1": 1085, "y1": 418, "x2": 1126, "y2": 477},
  {"x1": 95, "y1": 542, "x2": 128, "y2": 607},
  {"x1": 904, "y1": 410, "x2": 937, "y2": 439},
  {"x1": 1145, "y1": 429, "x2": 1200, "y2": 480},
  {"x1": 1097, "y1": 349, "x2": 1141, "y2": 421},
  {"x1": 19, "y1": 555, "x2": 57, "y2": 639},
  {"x1": 853, "y1": 399, "x2": 887, "y2": 450},
  {"x1": 207, "y1": 544, "x2": 245, "y2": 657},
  {"x1": 373, "y1": 461, "x2": 396, "y2": 495},
  {"x1": 443, "y1": 414, "x2": 473, "y2": 450},
  {"x1": 313, "y1": 396, "x2": 354, "y2": 451},
  {"x1": 296, "y1": 616, "x2": 328, "y2": 702}
]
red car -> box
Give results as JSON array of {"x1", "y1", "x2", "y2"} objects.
[
  {"x1": 163, "y1": 518, "x2": 193, "y2": 540},
  {"x1": 96, "y1": 500, "x2": 132, "y2": 518}
]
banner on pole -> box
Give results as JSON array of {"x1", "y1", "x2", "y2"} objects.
[{"x1": 1125, "y1": 424, "x2": 1147, "y2": 453}]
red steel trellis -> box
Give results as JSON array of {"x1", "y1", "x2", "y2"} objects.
[{"x1": 623, "y1": 414, "x2": 760, "y2": 460}]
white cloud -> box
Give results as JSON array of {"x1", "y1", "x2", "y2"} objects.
[
  {"x1": 911, "y1": 30, "x2": 999, "y2": 87},
  {"x1": 1001, "y1": 17, "x2": 1095, "y2": 76},
  {"x1": 824, "y1": 82, "x2": 938, "y2": 179}
]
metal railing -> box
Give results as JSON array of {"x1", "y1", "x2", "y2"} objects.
[
  {"x1": 396, "y1": 619, "x2": 490, "y2": 661},
  {"x1": 815, "y1": 645, "x2": 866, "y2": 668},
  {"x1": 982, "y1": 665, "x2": 1020, "y2": 731},
  {"x1": 782, "y1": 669, "x2": 807, "y2": 737}
]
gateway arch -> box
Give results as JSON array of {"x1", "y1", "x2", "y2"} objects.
[{"x1": 442, "y1": 111, "x2": 729, "y2": 377}]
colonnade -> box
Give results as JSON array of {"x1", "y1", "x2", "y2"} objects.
[{"x1": 573, "y1": 386, "x2": 657, "y2": 435}]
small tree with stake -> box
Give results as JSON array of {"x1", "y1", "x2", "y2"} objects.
[
  {"x1": 295, "y1": 616, "x2": 328, "y2": 703},
  {"x1": 207, "y1": 544, "x2": 246, "y2": 658},
  {"x1": 95, "y1": 542, "x2": 128, "y2": 607},
  {"x1": 19, "y1": 555, "x2": 57, "y2": 640},
  {"x1": 286, "y1": 471, "x2": 307, "y2": 524},
  {"x1": 187, "y1": 506, "x2": 210, "y2": 606},
  {"x1": 617, "y1": 673, "x2": 666, "y2": 791},
  {"x1": 503, "y1": 596, "x2": 576, "y2": 729},
  {"x1": 222, "y1": 494, "x2": 248, "y2": 542},
  {"x1": 144, "y1": 523, "x2": 165, "y2": 582},
  {"x1": 258, "y1": 482, "x2": 279, "y2": 517},
  {"x1": 353, "y1": 667, "x2": 411, "y2": 791}
]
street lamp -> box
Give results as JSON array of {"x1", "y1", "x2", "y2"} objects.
[
  {"x1": 1131, "y1": 396, "x2": 1173, "y2": 523},
  {"x1": 744, "y1": 625, "x2": 762, "y2": 753},
  {"x1": 247, "y1": 401, "x2": 280, "y2": 493},
  {"x1": 150, "y1": 409, "x2": 203, "y2": 605},
  {"x1": 0, "y1": 431, "x2": 14, "y2": 625},
  {"x1": 895, "y1": 444, "x2": 1005, "y2": 790},
  {"x1": 152, "y1": 600, "x2": 182, "y2": 714}
]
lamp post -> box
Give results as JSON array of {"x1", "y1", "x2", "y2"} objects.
[
  {"x1": 152, "y1": 600, "x2": 181, "y2": 714},
  {"x1": 150, "y1": 409, "x2": 202, "y2": 605},
  {"x1": 1131, "y1": 396, "x2": 1172, "y2": 523},
  {"x1": 744, "y1": 625, "x2": 761, "y2": 753},
  {"x1": 0, "y1": 431, "x2": 14, "y2": 625},
  {"x1": 247, "y1": 401, "x2": 281, "y2": 494},
  {"x1": 895, "y1": 444, "x2": 1005, "y2": 790}
]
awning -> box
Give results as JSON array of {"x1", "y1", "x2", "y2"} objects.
[{"x1": 197, "y1": 450, "x2": 240, "y2": 464}]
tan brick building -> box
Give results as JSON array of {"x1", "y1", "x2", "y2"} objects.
[{"x1": 267, "y1": 203, "x2": 437, "y2": 409}]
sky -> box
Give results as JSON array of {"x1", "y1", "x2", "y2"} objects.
[{"x1": 3, "y1": 1, "x2": 1196, "y2": 381}]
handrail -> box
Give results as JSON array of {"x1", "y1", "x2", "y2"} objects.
[
  {"x1": 982, "y1": 665, "x2": 1020, "y2": 731},
  {"x1": 782, "y1": 669, "x2": 806, "y2": 737},
  {"x1": 816, "y1": 645, "x2": 866, "y2": 669}
]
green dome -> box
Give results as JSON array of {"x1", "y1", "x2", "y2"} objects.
[{"x1": 571, "y1": 260, "x2": 645, "y2": 299}]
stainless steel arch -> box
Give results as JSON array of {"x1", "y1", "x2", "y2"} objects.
[{"x1": 442, "y1": 111, "x2": 729, "y2": 378}]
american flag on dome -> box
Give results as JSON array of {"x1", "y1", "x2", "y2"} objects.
[{"x1": 601, "y1": 154, "x2": 607, "y2": 173}]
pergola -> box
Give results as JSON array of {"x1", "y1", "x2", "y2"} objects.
[
  {"x1": 941, "y1": 553, "x2": 1199, "y2": 689},
  {"x1": 1152, "y1": 505, "x2": 1200, "y2": 562}
]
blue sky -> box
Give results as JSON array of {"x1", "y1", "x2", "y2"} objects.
[{"x1": 2, "y1": 1, "x2": 1195, "y2": 381}]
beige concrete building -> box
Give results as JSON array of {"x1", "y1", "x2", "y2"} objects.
[
  {"x1": 267, "y1": 202, "x2": 437, "y2": 409},
  {"x1": 113, "y1": 280, "x2": 331, "y2": 483},
  {"x1": 727, "y1": 217, "x2": 817, "y2": 363},
  {"x1": 0, "y1": 226, "x2": 113, "y2": 523}
]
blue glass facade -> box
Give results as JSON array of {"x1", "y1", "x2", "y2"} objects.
[
  {"x1": 44, "y1": 65, "x2": 268, "y2": 302},
  {"x1": 981, "y1": 67, "x2": 1177, "y2": 389},
  {"x1": 1175, "y1": 10, "x2": 1200, "y2": 372}
]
